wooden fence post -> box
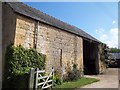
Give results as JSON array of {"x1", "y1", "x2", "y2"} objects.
[{"x1": 29, "y1": 68, "x2": 35, "y2": 90}]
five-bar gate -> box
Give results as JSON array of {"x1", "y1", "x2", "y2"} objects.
[{"x1": 29, "y1": 67, "x2": 54, "y2": 90}]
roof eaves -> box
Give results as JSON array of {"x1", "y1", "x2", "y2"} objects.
[{"x1": 7, "y1": 2, "x2": 100, "y2": 43}]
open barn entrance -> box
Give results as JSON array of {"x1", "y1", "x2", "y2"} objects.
[{"x1": 83, "y1": 39, "x2": 99, "y2": 75}]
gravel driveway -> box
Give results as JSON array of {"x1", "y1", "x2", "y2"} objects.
[{"x1": 79, "y1": 68, "x2": 119, "y2": 88}]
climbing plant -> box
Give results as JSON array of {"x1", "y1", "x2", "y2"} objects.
[{"x1": 99, "y1": 43, "x2": 110, "y2": 67}]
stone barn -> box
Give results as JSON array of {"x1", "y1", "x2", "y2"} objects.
[{"x1": 2, "y1": 2, "x2": 106, "y2": 80}]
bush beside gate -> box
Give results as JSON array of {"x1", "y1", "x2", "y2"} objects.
[{"x1": 3, "y1": 44, "x2": 46, "y2": 89}]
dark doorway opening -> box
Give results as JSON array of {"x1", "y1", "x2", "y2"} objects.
[{"x1": 83, "y1": 39, "x2": 99, "y2": 75}]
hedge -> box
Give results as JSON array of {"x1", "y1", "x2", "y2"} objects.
[{"x1": 3, "y1": 44, "x2": 46, "y2": 89}]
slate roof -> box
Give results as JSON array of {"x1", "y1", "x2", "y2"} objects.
[
  {"x1": 110, "y1": 53, "x2": 120, "y2": 59},
  {"x1": 7, "y1": 2, "x2": 100, "y2": 43}
]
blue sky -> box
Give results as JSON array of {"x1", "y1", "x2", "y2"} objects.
[{"x1": 23, "y1": 2, "x2": 118, "y2": 48}]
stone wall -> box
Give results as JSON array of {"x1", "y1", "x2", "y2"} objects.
[
  {"x1": 37, "y1": 23, "x2": 83, "y2": 76},
  {"x1": 15, "y1": 15, "x2": 36, "y2": 48},
  {"x1": 2, "y1": 3, "x2": 17, "y2": 80},
  {"x1": 98, "y1": 45, "x2": 107, "y2": 74},
  {"x1": 99, "y1": 60, "x2": 107, "y2": 74},
  {"x1": 15, "y1": 14, "x2": 83, "y2": 78}
]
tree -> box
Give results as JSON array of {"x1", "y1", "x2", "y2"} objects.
[{"x1": 109, "y1": 48, "x2": 120, "y2": 53}]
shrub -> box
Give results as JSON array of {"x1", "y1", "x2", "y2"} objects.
[
  {"x1": 66, "y1": 64, "x2": 81, "y2": 81},
  {"x1": 54, "y1": 75, "x2": 62, "y2": 85},
  {"x1": 53, "y1": 70, "x2": 62, "y2": 86},
  {"x1": 3, "y1": 44, "x2": 46, "y2": 89}
]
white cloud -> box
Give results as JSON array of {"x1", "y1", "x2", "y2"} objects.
[
  {"x1": 96, "y1": 28, "x2": 118, "y2": 48},
  {"x1": 99, "y1": 34, "x2": 108, "y2": 41},
  {"x1": 112, "y1": 20, "x2": 116, "y2": 24},
  {"x1": 119, "y1": 31, "x2": 120, "y2": 48},
  {"x1": 110, "y1": 28, "x2": 118, "y2": 39},
  {"x1": 96, "y1": 28, "x2": 104, "y2": 34}
]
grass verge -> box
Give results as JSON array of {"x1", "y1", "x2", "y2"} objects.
[{"x1": 54, "y1": 77, "x2": 99, "y2": 89}]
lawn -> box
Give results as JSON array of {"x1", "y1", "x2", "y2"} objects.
[{"x1": 54, "y1": 77, "x2": 99, "y2": 89}]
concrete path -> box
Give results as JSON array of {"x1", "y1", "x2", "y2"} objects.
[{"x1": 78, "y1": 68, "x2": 119, "y2": 88}]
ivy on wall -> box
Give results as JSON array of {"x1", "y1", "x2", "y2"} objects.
[
  {"x1": 3, "y1": 44, "x2": 46, "y2": 89},
  {"x1": 99, "y1": 43, "x2": 110, "y2": 67}
]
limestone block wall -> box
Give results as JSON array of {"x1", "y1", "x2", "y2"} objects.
[
  {"x1": 99, "y1": 60, "x2": 107, "y2": 74},
  {"x1": 36, "y1": 23, "x2": 83, "y2": 75},
  {"x1": 15, "y1": 14, "x2": 83, "y2": 77},
  {"x1": 15, "y1": 15, "x2": 36, "y2": 48},
  {"x1": 98, "y1": 45, "x2": 107, "y2": 74},
  {"x1": 76, "y1": 37, "x2": 83, "y2": 71}
]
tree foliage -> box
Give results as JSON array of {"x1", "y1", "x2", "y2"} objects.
[{"x1": 109, "y1": 48, "x2": 120, "y2": 53}]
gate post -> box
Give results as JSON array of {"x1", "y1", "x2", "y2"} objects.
[
  {"x1": 29, "y1": 68, "x2": 35, "y2": 90},
  {"x1": 52, "y1": 67, "x2": 54, "y2": 88}
]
